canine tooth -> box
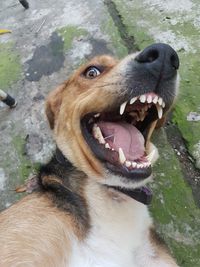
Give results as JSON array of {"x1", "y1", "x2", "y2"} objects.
[
  {"x1": 120, "y1": 101, "x2": 127, "y2": 115},
  {"x1": 125, "y1": 161, "x2": 132, "y2": 167},
  {"x1": 156, "y1": 104, "x2": 163, "y2": 119},
  {"x1": 119, "y1": 148, "x2": 126, "y2": 164},
  {"x1": 105, "y1": 143, "x2": 111, "y2": 149},
  {"x1": 132, "y1": 162, "x2": 137, "y2": 168},
  {"x1": 153, "y1": 95, "x2": 158, "y2": 104},
  {"x1": 139, "y1": 95, "x2": 146, "y2": 103},
  {"x1": 162, "y1": 101, "x2": 166, "y2": 108},
  {"x1": 147, "y1": 149, "x2": 156, "y2": 163},
  {"x1": 130, "y1": 97, "x2": 137, "y2": 104},
  {"x1": 158, "y1": 97, "x2": 163, "y2": 106},
  {"x1": 147, "y1": 95, "x2": 152, "y2": 103},
  {"x1": 93, "y1": 125, "x2": 105, "y2": 144}
]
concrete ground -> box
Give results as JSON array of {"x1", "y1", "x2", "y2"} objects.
[{"x1": 0, "y1": 0, "x2": 200, "y2": 266}]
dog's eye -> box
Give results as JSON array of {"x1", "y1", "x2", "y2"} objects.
[{"x1": 84, "y1": 67, "x2": 101, "y2": 79}]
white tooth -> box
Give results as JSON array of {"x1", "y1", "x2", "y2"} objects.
[
  {"x1": 156, "y1": 104, "x2": 163, "y2": 119},
  {"x1": 142, "y1": 163, "x2": 147, "y2": 168},
  {"x1": 120, "y1": 101, "x2": 127, "y2": 115},
  {"x1": 144, "y1": 162, "x2": 150, "y2": 168},
  {"x1": 162, "y1": 101, "x2": 166, "y2": 108},
  {"x1": 119, "y1": 148, "x2": 126, "y2": 164},
  {"x1": 93, "y1": 125, "x2": 105, "y2": 144},
  {"x1": 153, "y1": 95, "x2": 158, "y2": 104},
  {"x1": 147, "y1": 149, "x2": 156, "y2": 163},
  {"x1": 147, "y1": 95, "x2": 152, "y2": 103},
  {"x1": 130, "y1": 97, "x2": 137, "y2": 104},
  {"x1": 125, "y1": 161, "x2": 131, "y2": 167},
  {"x1": 137, "y1": 163, "x2": 143, "y2": 168},
  {"x1": 158, "y1": 97, "x2": 163, "y2": 106},
  {"x1": 94, "y1": 113, "x2": 100, "y2": 118},
  {"x1": 139, "y1": 94, "x2": 146, "y2": 103},
  {"x1": 146, "y1": 162, "x2": 151, "y2": 167},
  {"x1": 132, "y1": 162, "x2": 137, "y2": 168},
  {"x1": 105, "y1": 143, "x2": 111, "y2": 149}
]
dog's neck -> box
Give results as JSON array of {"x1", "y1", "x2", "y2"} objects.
[{"x1": 52, "y1": 147, "x2": 152, "y2": 206}]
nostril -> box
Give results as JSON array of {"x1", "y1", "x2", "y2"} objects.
[
  {"x1": 170, "y1": 54, "x2": 179, "y2": 70},
  {"x1": 135, "y1": 48, "x2": 159, "y2": 64},
  {"x1": 146, "y1": 49, "x2": 159, "y2": 63}
]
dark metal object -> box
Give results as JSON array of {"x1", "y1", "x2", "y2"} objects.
[
  {"x1": 19, "y1": 0, "x2": 29, "y2": 9},
  {"x1": 0, "y1": 89, "x2": 17, "y2": 108}
]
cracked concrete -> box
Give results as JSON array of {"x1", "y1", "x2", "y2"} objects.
[{"x1": 0, "y1": 0, "x2": 200, "y2": 266}]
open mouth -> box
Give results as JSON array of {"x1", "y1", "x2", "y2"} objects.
[{"x1": 81, "y1": 93, "x2": 165, "y2": 181}]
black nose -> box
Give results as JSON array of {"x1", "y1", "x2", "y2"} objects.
[{"x1": 135, "y1": 43, "x2": 179, "y2": 79}]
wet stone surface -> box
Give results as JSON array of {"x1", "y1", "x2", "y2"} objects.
[{"x1": 26, "y1": 32, "x2": 65, "y2": 81}]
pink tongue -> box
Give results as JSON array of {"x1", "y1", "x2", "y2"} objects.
[{"x1": 97, "y1": 121, "x2": 145, "y2": 161}]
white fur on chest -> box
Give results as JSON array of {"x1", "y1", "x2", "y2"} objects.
[{"x1": 69, "y1": 182, "x2": 152, "y2": 267}]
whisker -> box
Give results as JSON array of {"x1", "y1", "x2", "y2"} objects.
[{"x1": 104, "y1": 134, "x2": 115, "y2": 140}]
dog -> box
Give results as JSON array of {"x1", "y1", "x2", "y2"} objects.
[{"x1": 0, "y1": 43, "x2": 180, "y2": 267}]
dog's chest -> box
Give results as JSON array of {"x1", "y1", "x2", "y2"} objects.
[{"x1": 68, "y1": 187, "x2": 152, "y2": 267}]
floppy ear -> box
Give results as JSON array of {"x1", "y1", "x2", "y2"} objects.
[{"x1": 45, "y1": 83, "x2": 66, "y2": 129}]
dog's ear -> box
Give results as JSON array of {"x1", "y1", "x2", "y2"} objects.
[{"x1": 45, "y1": 84, "x2": 66, "y2": 129}]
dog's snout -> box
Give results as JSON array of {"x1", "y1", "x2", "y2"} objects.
[{"x1": 135, "y1": 43, "x2": 179, "y2": 79}]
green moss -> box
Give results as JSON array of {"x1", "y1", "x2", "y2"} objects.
[
  {"x1": 0, "y1": 43, "x2": 21, "y2": 89},
  {"x1": 12, "y1": 135, "x2": 34, "y2": 183},
  {"x1": 113, "y1": 0, "x2": 155, "y2": 50},
  {"x1": 57, "y1": 25, "x2": 88, "y2": 51},
  {"x1": 101, "y1": 15, "x2": 128, "y2": 58},
  {"x1": 172, "y1": 53, "x2": 200, "y2": 157},
  {"x1": 150, "y1": 129, "x2": 200, "y2": 266}
]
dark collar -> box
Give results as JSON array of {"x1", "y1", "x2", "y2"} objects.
[
  {"x1": 108, "y1": 185, "x2": 152, "y2": 205},
  {"x1": 55, "y1": 147, "x2": 152, "y2": 205}
]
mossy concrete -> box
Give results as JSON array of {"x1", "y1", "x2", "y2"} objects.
[
  {"x1": 151, "y1": 129, "x2": 200, "y2": 267},
  {"x1": 0, "y1": 43, "x2": 21, "y2": 90},
  {"x1": 101, "y1": 15, "x2": 128, "y2": 58},
  {"x1": 57, "y1": 25, "x2": 88, "y2": 51},
  {"x1": 12, "y1": 135, "x2": 36, "y2": 183},
  {"x1": 100, "y1": 5, "x2": 128, "y2": 58}
]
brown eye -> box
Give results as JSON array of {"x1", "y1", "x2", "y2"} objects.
[{"x1": 85, "y1": 67, "x2": 101, "y2": 79}]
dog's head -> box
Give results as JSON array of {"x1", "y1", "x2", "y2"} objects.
[{"x1": 46, "y1": 43, "x2": 179, "y2": 190}]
